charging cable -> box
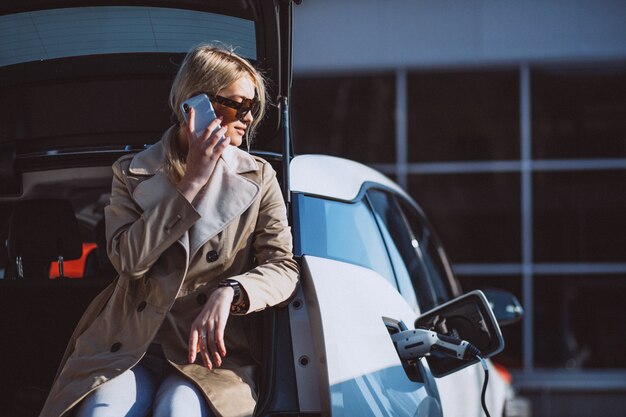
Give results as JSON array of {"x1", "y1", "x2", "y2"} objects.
[{"x1": 478, "y1": 355, "x2": 491, "y2": 417}]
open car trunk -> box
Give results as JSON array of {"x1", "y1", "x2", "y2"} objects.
[
  {"x1": 0, "y1": 1, "x2": 297, "y2": 415},
  {"x1": 0, "y1": 0, "x2": 294, "y2": 193}
]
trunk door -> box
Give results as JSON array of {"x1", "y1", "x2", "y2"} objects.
[{"x1": 0, "y1": 1, "x2": 288, "y2": 158}]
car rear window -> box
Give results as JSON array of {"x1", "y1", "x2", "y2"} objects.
[{"x1": 0, "y1": 6, "x2": 256, "y2": 68}]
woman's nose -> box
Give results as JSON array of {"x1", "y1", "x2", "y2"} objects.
[{"x1": 242, "y1": 109, "x2": 254, "y2": 124}]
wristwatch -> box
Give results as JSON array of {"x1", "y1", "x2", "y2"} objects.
[{"x1": 218, "y1": 279, "x2": 247, "y2": 313}]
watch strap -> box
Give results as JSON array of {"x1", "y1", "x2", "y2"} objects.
[{"x1": 218, "y1": 279, "x2": 246, "y2": 313}]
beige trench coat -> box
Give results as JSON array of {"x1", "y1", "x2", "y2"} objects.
[{"x1": 39, "y1": 127, "x2": 299, "y2": 417}]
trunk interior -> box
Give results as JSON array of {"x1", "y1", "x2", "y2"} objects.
[{"x1": 0, "y1": 155, "x2": 297, "y2": 417}]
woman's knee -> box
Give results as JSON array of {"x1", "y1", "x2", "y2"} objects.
[
  {"x1": 74, "y1": 365, "x2": 157, "y2": 417},
  {"x1": 152, "y1": 372, "x2": 213, "y2": 417}
]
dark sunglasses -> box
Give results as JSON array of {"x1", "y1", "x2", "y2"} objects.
[{"x1": 208, "y1": 94, "x2": 260, "y2": 122}]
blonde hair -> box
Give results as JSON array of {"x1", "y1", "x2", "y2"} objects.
[{"x1": 164, "y1": 44, "x2": 267, "y2": 183}]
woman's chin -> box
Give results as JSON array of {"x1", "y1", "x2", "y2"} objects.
[{"x1": 229, "y1": 136, "x2": 243, "y2": 147}]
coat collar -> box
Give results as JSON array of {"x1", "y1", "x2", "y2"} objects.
[
  {"x1": 128, "y1": 127, "x2": 259, "y2": 176},
  {"x1": 129, "y1": 127, "x2": 261, "y2": 259}
]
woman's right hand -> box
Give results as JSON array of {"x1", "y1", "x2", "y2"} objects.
[{"x1": 177, "y1": 108, "x2": 231, "y2": 202}]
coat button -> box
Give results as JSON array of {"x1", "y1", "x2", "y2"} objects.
[
  {"x1": 110, "y1": 342, "x2": 122, "y2": 353},
  {"x1": 196, "y1": 293, "x2": 208, "y2": 305},
  {"x1": 206, "y1": 250, "x2": 219, "y2": 263},
  {"x1": 137, "y1": 301, "x2": 147, "y2": 312}
]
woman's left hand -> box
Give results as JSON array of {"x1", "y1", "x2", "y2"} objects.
[{"x1": 188, "y1": 286, "x2": 235, "y2": 369}]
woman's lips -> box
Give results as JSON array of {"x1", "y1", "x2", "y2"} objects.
[{"x1": 235, "y1": 127, "x2": 246, "y2": 136}]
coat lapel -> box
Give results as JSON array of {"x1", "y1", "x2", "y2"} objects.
[
  {"x1": 127, "y1": 131, "x2": 260, "y2": 261},
  {"x1": 188, "y1": 145, "x2": 260, "y2": 259},
  {"x1": 129, "y1": 138, "x2": 191, "y2": 254}
]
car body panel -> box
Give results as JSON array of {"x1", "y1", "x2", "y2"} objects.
[
  {"x1": 290, "y1": 159, "x2": 510, "y2": 417},
  {"x1": 288, "y1": 283, "x2": 324, "y2": 413},
  {"x1": 290, "y1": 154, "x2": 409, "y2": 202},
  {"x1": 299, "y1": 255, "x2": 443, "y2": 417},
  {"x1": 437, "y1": 362, "x2": 506, "y2": 417}
]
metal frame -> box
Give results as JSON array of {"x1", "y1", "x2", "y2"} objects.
[{"x1": 381, "y1": 64, "x2": 626, "y2": 380}]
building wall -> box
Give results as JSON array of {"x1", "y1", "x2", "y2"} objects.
[
  {"x1": 291, "y1": 2, "x2": 626, "y2": 415},
  {"x1": 293, "y1": 0, "x2": 626, "y2": 72}
]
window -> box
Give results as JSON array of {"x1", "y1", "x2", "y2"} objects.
[
  {"x1": 408, "y1": 172, "x2": 521, "y2": 263},
  {"x1": 295, "y1": 195, "x2": 396, "y2": 288},
  {"x1": 399, "y1": 200, "x2": 454, "y2": 305},
  {"x1": 291, "y1": 74, "x2": 396, "y2": 163},
  {"x1": 366, "y1": 190, "x2": 419, "y2": 310},
  {"x1": 532, "y1": 66, "x2": 626, "y2": 159},
  {"x1": 0, "y1": 6, "x2": 256, "y2": 67},
  {"x1": 0, "y1": 6, "x2": 258, "y2": 153},
  {"x1": 534, "y1": 275, "x2": 626, "y2": 369},
  {"x1": 367, "y1": 190, "x2": 452, "y2": 312},
  {"x1": 534, "y1": 170, "x2": 626, "y2": 262},
  {"x1": 407, "y1": 70, "x2": 519, "y2": 162}
]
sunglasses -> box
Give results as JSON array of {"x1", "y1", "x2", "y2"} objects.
[{"x1": 208, "y1": 94, "x2": 260, "y2": 122}]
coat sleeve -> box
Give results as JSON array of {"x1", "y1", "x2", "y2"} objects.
[
  {"x1": 230, "y1": 161, "x2": 299, "y2": 313},
  {"x1": 104, "y1": 157, "x2": 200, "y2": 279}
]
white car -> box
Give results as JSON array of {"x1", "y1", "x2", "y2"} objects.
[
  {"x1": 285, "y1": 153, "x2": 523, "y2": 417},
  {"x1": 0, "y1": 1, "x2": 527, "y2": 416}
]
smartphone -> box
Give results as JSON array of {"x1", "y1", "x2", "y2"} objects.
[{"x1": 180, "y1": 93, "x2": 225, "y2": 144}]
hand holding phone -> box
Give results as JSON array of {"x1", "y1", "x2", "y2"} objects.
[
  {"x1": 177, "y1": 94, "x2": 231, "y2": 202},
  {"x1": 181, "y1": 93, "x2": 226, "y2": 145}
]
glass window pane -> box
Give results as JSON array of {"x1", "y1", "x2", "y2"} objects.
[
  {"x1": 368, "y1": 191, "x2": 424, "y2": 311},
  {"x1": 408, "y1": 173, "x2": 521, "y2": 263},
  {"x1": 0, "y1": 7, "x2": 257, "y2": 67},
  {"x1": 407, "y1": 70, "x2": 519, "y2": 162},
  {"x1": 534, "y1": 275, "x2": 626, "y2": 369},
  {"x1": 458, "y1": 275, "x2": 523, "y2": 369},
  {"x1": 532, "y1": 66, "x2": 626, "y2": 159},
  {"x1": 371, "y1": 209, "x2": 420, "y2": 312},
  {"x1": 398, "y1": 200, "x2": 454, "y2": 306},
  {"x1": 291, "y1": 74, "x2": 396, "y2": 163},
  {"x1": 297, "y1": 195, "x2": 396, "y2": 288},
  {"x1": 534, "y1": 170, "x2": 626, "y2": 262}
]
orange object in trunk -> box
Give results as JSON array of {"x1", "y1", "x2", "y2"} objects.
[{"x1": 49, "y1": 242, "x2": 98, "y2": 279}]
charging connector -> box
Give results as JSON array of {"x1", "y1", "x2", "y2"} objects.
[
  {"x1": 390, "y1": 326, "x2": 492, "y2": 417},
  {"x1": 391, "y1": 328, "x2": 480, "y2": 361}
]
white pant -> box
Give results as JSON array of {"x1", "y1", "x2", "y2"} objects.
[{"x1": 75, "y1": 346, "x2": 213, "y2": 417}]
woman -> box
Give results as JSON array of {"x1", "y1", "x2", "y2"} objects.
[{"x1": 39, "y1": 44, "x2": 299, "y2": 417}]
